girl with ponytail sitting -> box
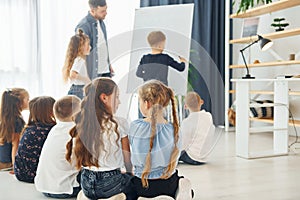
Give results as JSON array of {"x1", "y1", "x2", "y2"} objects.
[{"x1": 129, "y1": 80, "x2": 193, "y2": 200}]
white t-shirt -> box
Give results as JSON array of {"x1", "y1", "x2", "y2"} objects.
[
  {"x1": 97, "y1": 21, "x2": 110, "y2": 74},
  {"x1": 180, "y1": 110, "x2": 215, "y2": 162},
  {"x1": 70, "y1": 57, "x2": 88, "y2": 85},
  {"x1": 83, "y1": 117, "x2": 129, "y2": 171},
  {"x1": 35, "y1": 121, "x2": 79, "y2": 194}
]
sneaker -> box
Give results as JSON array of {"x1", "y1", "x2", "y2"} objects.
[
  {"x1": 77, "y1": 190, "x2": 126, "y2": 200},
  {"x1": 99, "y1": 193, "x2": 126, "y2": 200},
  {"x1": 175, "y1": 178, "x2": 193, "y2": 200},
  {"x1": 77, "y1": 190, "x2": 89, "y2": 200},
  {"x1": 138, "y1": 196, "x2": 174, "y2": 200}
]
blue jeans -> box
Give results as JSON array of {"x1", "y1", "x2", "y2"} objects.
[
  {"x1": 68, "y1": 84, "x2": 84, "y2": 99},
  {"x1": 81, "y1": 168, "x2": 134, "y2": 200}
]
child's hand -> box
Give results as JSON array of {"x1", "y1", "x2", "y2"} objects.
[
  {"x1": 179, "y1": 56, "x2": 187, "y2": 63},
  {"x1": 9, "y1": 170, "x2": 14, "y2": 175}
]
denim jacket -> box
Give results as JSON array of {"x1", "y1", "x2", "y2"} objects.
[{"x1": 76, "y1": 12, "x2": 111, "y2": 79}]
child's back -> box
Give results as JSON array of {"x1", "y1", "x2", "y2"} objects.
[
  {"x1": 14, "y1": 96, "x2": 56, "y2": 183},
  {"x1": 35, "y1": 95, "x2": 81, "y2": 198},
  {"x1": 136, "y1": 31, "x2": 186, "y2": 86},
  {"x1": 180, "y1": 92, "x2": 215, "y2": 165},
  {"x1": 129, "y1": 80, "x2": 193, "y2": 199},
  {"x1": 0, "y1": 88, "x2": 29, "y2": 171}
]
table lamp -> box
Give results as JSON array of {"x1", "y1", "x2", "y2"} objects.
[{"x1": 240, "y1": 35, "x2": 273, "y2": 79}]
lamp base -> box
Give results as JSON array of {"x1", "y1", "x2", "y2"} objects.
[{"x1": 242, "y1": 74, "x2": 255, "y2": 79}]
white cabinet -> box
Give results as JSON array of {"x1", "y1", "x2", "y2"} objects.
[{"x1": 231, "y1": 78, "x2": 300, "y2": 158}]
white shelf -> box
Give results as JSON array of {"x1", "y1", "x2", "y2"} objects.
[
  {"x1": 249, "y1": 126, "x2": 287, "y2": 133},
  {"x1": 230, "y1": 0, "x2": 300, "y2": 19},
  {"x1": 230, "y1": 28, "x2": 300, "y2": 44}
]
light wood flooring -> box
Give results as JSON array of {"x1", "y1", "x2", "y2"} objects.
[{"x1": 0, "y1": 129, "x2": 299, "y2": 200}]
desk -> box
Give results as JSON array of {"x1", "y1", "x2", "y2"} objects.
[{"x1": 231, "y1": 78, "x2": 300, "y2": 159}]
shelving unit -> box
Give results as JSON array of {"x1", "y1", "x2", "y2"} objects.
[
  {"x1": 225, "y1": 0, "x2": 300, "y2": 132},
  {"x1": 227, "y1": 1, "x2": 300, "y2": 158},
  {"x1": 231, "y1": 78, "x2": 300, "y2": 159}
]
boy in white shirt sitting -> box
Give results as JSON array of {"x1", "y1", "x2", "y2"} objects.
[
  {"x1": 179, "y1": 92, "x2": 215, "y2": 165},
  {"x1": 35, "y1": 95, "x2": 81, "y2": 198}
]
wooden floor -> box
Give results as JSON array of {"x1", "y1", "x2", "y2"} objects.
[{"x1": 0, "y1": 129, "x2": 300, "y2": 200}]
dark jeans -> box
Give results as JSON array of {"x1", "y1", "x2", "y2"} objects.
[
  {"x1": 43, "y1": 171, "x2": 81, "y2": 198},
  {"x1": 179, "y1": 151, "x2": 206, "y2": 165},
  {"x1": 43, "y1": 187, "x2": 81, "y2": 199},
  {"x1": 68, "y1": 84, "x2": 84, "y2": 99},
  {"x1": 81, "y1": 168, "x2": 134, "y2": 200},
  {"x1": 131, "y1": 170, "x2": 182, "y2": 199},
  {"x1": 97, "y1": 72, "x2": 111, "y2": 78}
]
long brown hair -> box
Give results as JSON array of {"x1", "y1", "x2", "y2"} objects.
[
  {"x1": 66, "y1": 78, "x2": 120, "y2": 169},
  {"x1": 138, "y1": 80, "x2": 179, "y2": 187},
  {"x1": 62, "y1": 29, "x2": 89, "y2": 83},
  {"x1": 26, "y1": 96, "x2": 56, "y2": 126},
  {"x1": 0, "y1": 88, "x2": 29, "y2": 143}
]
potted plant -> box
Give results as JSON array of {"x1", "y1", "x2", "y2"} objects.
[
  {"x1": 271, "y1": 18, "x2": 289, "y2": 31},
  {"x1": 233, "y1": 0, "x2": 273, "y2": 14}
]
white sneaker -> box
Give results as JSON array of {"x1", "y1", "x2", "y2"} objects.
[
  {"x1": 77, "y1": 190, "x2": 89, "y2": 200},
  {"x1": 98, "y1": 193, "x2": 126, "y2": 200},
  {"x1": 138, "y1": 196, "x2": 174, "y2": 200},
  {"x1": 77, "y1": 190, "x2": 126, "y2": 200},
  {"x1": 175, "y1": 178, "x2": 193, "y2": 200}
]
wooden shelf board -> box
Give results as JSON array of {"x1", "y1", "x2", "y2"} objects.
[
  {"x1": 229, "y1": 60, "x2": 300, "y2": 69},
  {"x1": 230, "y1": 28, "x2": 300, "y2": 44},
  {"x1": 229, "y1": 90, "x2": 300, "y2": 96},
  {"x1": 250, "y1": 117, "x2": 300, "y2": 127},
  {"x1": 230, "y1": 0, "x2": 300, "y2": 18}
]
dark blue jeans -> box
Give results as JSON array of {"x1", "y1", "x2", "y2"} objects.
[
  {"x1": 68, "y1": 84, "x2": 84, "y2": 99},
  {"x1": 81, "y1": 168, "x2": 134, "y2": 200},
  {"x1": 43, "y1": 187, "x2": 81, "y2": 199}
]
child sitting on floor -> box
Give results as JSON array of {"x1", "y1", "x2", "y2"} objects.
[
  {"x1": 35, "y1": 95, "x2": 81, "y2": 198},
  {"x1": 179, "y1": 92, "x2": 215, "y2": 165},
  {"x1": 14, "y1": 96, "x2": 56, "y2": 182}
]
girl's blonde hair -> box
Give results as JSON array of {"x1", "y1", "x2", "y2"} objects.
[
  {"x1": 62, "y1": 29, "x2": 90, "y2": 83},
  {"x1": 66, "y1": 78, "x2": 120, "y2": 169},
  {"x1": 0, "y1": 88, "x2": 29, "y2": 143},
  {"x1": 139, "y1": 80, "x2": 179, "y2": 188}
]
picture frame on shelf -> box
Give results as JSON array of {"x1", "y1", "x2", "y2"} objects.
[{"x1": 242, "y1": 17, "x2": 260, "y2": 38}]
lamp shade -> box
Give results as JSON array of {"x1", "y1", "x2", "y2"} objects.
[{"x1": 260, "y1": 37, "x2": 273, "y2": 51}]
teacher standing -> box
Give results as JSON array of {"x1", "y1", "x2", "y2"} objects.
[{"x1": 76, "y1": 0, "x2": 114, "y2": 80}]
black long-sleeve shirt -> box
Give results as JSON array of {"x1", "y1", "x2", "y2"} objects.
[{"x1": 136, "y1": 53, "x2": 185, "y2": 86}]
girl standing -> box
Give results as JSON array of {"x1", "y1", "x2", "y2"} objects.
[
  {"x1": 0, "y1": 88, "x2": 29, "y2": 171},
  {"x1": 62, "y1": 29, "x2": 91, "y2": 99},
  {"x1": 129, "y1": 80, "x2": 192, "y2": 199},
  {"x1": 14, "y1": 96, "x2": 56, "y2": 183},
  {"x1": 66, "y1": 77, "x2": 133, "y2": 199}
]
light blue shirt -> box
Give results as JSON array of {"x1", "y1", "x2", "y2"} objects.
[{"x1": 129, "y1": 119, "x2": 181, "y2": 179}]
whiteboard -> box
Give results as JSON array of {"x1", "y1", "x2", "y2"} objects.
[{"x1": 126, "y1": 4, "x2": 194, "y2": 95}]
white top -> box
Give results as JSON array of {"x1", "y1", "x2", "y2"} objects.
[
  {"x1": 180, "y1": 110, "x2": 215, "y2": 162},
  {"x1": 83, "y1": 117, "x2": 129, "y2": 171},
  {"x1": 70, "y1": 57, "x2": 88, "y2": 85},
  {"x1": 35, "y1": 121, "x2": 79, "y2": 194},
  {"x1": 97, "y1": 21, "x2": 109, "y2": 74}
]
